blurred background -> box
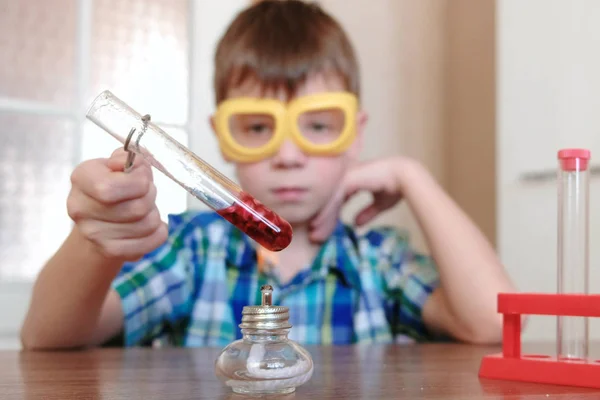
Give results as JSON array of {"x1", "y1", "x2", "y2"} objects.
[{"x1": 1, "y1": 0, "x2": 600, "y2": 349}]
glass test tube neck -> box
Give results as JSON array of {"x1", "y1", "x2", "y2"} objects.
[
  {"x1": 86, "y1": 90, "x2": 293, "y2": 252},
  {"x1": 556, "y1": 148, "x2": 590, "y2": 360}
]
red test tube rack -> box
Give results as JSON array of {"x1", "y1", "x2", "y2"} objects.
[
  {"x1": 478, "y1": 292, "x2": 600, "y2": 389},
  {"x1": 479, "y1": 149, "x2": 598, "y2": 388}
]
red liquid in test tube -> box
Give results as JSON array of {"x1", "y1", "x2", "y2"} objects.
[
  {"x1": 217, "y1": 191, "x2": 293, "y2": 252},
  {"x1": 556, "y1": 148, "x2": 590, "y2": 360}
]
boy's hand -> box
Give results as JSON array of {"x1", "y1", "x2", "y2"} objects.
[
  {"x1": 67, "y1": 149, "x2": 168, "y2": 262},
  {"x1": 309, "y1": 157, "x2": 408, "y2": 242}
]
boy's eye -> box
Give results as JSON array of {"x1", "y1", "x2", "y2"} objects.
[
  {"x1": 248, "y1": 123, "x2": 270, "y2": 134},
  {"x1": 228, "y1": 114, "x2": 275, "y2": 147},
  {"x1": 238, "y1": 115, "x2": 274, "y2": 135},
  {"x1": 309, "y1": 122, "x2": 330, "y2": 132},
  {"x1": 298, "y1": 109, "x2": 344, "y2": 136}
]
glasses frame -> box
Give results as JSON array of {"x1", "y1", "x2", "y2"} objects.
[{"x1": 214, "y1": 91, "x2": 358, "y2": 162}]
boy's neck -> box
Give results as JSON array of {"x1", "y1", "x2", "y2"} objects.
[
  {"x1": 286, "y1": 223, "x2": 316, "y2": 252},
  {"x1": 266, "y1": 223, "x2": 320, "y2": 284}
]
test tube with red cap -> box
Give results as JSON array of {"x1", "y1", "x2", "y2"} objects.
[
  {"x1": 556, "y1": 148, "x2": 590, "y2": 360},
  {"x1": 86, "y1": 90, "x2": 293, "y2": 252}
]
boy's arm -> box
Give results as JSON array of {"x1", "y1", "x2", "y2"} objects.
[
  {"x1": 20, "y1": 227, "x2": 124, "y2": 350},
  {"x1": 312, "y1": 156, "x2": 515, "y2": 343},
  {"x1": 397, "y1": 159, "x2": 514, "y2": 344}
]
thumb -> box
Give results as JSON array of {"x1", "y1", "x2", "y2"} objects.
[
  {"x1": 311, "y1": 182, "x2": 345, "y2": 229},
  {"x1": 354, "y1": 203, "x2": 379, "y2": 226},
  {"x1": 107, "y1": 148, "x2": 149, "y2": 173},
  {"x1": 106, "y1": 148, "x2": 129, "y2": 172},
  {"x1": 342, "y1": 161, "x2": 381, "y2": 196}
]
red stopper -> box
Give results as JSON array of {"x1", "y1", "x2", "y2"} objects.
[{"x1": 558, "y1": 148, "x2": 590, "y2": 172}]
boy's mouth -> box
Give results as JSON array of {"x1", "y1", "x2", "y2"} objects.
[{"x1": 271, "y1": 187, "x2": 308, "y2": 201}]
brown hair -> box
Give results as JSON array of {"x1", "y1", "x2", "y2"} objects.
[{"x1": 213, "y1": 0, "x2": 360, "y2": 104}]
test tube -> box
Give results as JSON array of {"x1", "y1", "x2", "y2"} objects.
[
  {"x1": 556, "y1": 148, "x2": 590, "y2": 360},
  {"x1": 86, "y1": 90, "x2": 293, "y2": 252}
]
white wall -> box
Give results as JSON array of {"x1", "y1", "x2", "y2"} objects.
[{"x1": 497, "y1": 0, "x2": 600, "y2": 341}]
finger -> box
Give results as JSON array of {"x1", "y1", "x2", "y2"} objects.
[
  {"x1": 310, "y1": 187, "x2": 344, "y2": 229},
  {"x1": 68, "y1": 183, "x2": 158, "y2": 223},
  {"x1": 354, "y1": 203, "x2": 380, "y2": 226},
  {"x1": 101, "y1": 222, "x2": 169, "y2": 261},
  {"x1": 309, "y1": 215, "x2": 338, "y2": 243},
  {"x1": 343, "y1": 187, "x2": 361, "y2": 202},
  {"x1": 309, "y1": 191, "x2": 345, "y2": 242},
  {"x1": 71, "y1": 159, "x2": 152, "y2": 204},
  {"x1": 78, "y1": 208, "x2": 163, "y2": 240},
  {"x1": 309, "y1": 175, "x2": 363, "y2": 242},
  {"x1": 110, "y1": 147, "x2": 128, "y2": 161},
  {"x1": 343, "y1": 172, "x2": 375, "y2": 196},
  {"x1": 310, "y1": 178, "x2": 360, "y2": 232},
  {"x1": 341, "y1": 160, "x2": 389, "y2": 196},
  {"x1": 107, "y1": 148, "x2": 151, "y2": 174}
]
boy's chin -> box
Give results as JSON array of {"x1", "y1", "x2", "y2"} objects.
[{"x1": 269, "y1": 205, "x2": 321, "y2": 228}]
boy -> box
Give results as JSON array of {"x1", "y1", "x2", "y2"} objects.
[{"x1": 20, "y1": 0, "x2": 515, "y2": 349}]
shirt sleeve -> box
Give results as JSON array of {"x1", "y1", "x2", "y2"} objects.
[
  {"x1": 110, "y1": 212, "x2": 201, "y2": 346},
  {"x1": 366, "y1": 227, "x2": 441, "y2": 341}
]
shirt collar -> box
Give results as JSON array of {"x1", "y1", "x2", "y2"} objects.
[{"x1": 225, "y1": 219, "x2": 362, "y2": 290}]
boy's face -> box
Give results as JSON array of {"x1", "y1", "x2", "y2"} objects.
[{"x1": 212, "y1": 73, "x2": 367, "y2": 226}]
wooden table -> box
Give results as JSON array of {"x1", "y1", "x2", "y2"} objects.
[{"x1": 2, "y1": 343, "x2": 599, "y2": 399}]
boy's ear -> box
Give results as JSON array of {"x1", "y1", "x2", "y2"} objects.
[
  {"x1": 348, "y1": 110, "x2": 368, "y2": 159},
  {"x1": 209, "y1": 115, "x2": 217, "y2": 135}
]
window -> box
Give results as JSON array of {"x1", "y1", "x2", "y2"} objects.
[{"x1": 0, "y1": 0, "x2": 190, "y2": 282}]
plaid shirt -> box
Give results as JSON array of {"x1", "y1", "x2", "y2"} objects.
[{"x1": 111, "y1": 211, "x2": 440, "y2": 347}]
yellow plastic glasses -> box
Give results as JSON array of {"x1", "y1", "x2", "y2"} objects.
[{"x1": 213, "y1": 91, "x2": 358, "y2": 162}]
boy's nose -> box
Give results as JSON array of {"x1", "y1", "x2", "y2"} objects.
[{"x1": 271, "y1": 139, "x2": 307, "y2": 168}]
